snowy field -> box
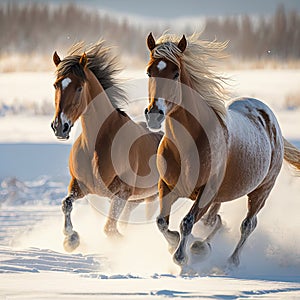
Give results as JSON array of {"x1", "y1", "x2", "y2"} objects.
[{"x1": 0, "y1": 69, "x2": 300, "y2": 299}]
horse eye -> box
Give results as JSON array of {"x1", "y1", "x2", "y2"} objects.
[
  {"x1": 77, "y1": 87, "x2": 83, "y2": 92},
  {"x1": 174, "y1": 72, "x2": 180, "y2": 79}
]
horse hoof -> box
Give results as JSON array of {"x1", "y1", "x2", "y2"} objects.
[
  {"x1": 173, "y1": 250, "x2": 188, "y2": 266},
  {"x1": 173, "y1": 255, "x2": 188, "y2": 266},
  {"x1": 227, "y1": 255, "x2": 240, "y2": 268},
  {"x1": 107, "y1": 230, "x2": 123, "y2": 239},
  {"x1": 63, "y1": 231, "x2": 80, "y2": 252},
  {"x1": 190, "y1": 240, "x2": 211, "y2": 260}
]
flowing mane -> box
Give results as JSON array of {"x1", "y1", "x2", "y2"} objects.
[
  {"x1": 151, "y1": 33, "x2": 229, "y2": 122},
  {"x1": 56, "y1": 40, "x2": 127, "y2": 109}
]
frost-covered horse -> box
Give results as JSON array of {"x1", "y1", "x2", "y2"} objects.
[
  {"x1": 51, "y1": 41, "x2": 162, "y2": 251},
  {"x1": 145, "y1": 32, "x2": 300, "y2": 267}
]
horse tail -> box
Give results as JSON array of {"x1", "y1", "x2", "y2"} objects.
[{"x1": 283, "y1": 138, "x2": 300, "y2": 175}]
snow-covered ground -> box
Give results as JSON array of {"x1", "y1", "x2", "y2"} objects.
[{"x1": 0, "y1": 69, "x2": 300, "y2": 299}]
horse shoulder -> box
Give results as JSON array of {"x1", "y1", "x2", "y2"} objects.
[
  {"x1": 157, "y1": 138, "x2": 181, "y2": 188},
  {"x1": 93, "y1": 115, "x2": 142, "y2": 186},
  {"x1": 93, "y1": 132, "x2": 116, "y2": 186},
  {"x1": 69, "y1": 136, "x2": 95, "y2": 193}
]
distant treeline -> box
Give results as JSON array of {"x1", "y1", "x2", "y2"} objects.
[
  {"x1": 0, "y1": 2, "x2": 147, "y2": 59},
  {"x1": 0, "y1": 2, "x2": 299, "y2": 60},
  {"x1": 201, "y1": 5, "x2": 300, "y2": 60}
]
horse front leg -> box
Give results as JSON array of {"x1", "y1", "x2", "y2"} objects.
[
  {"x1": 190, "y1": 202, "x2": 223, "y2": 255},
  {"x1": 173, "y1": 186, "x2": 211, "y2": 266},
  {"x1": 156, "y1": 180, "x2": 180, "y2": 253},
  {"x1": 62, "y1": 178, "x2": 83, "y2": 252}
]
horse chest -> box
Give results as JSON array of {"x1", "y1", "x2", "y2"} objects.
[
  {"x1": 158, "y1": 141, "x2": 209, "y2": 197},
  {"x1": 69, "y1": 143, "x2": 95, "y2": 194},
  {"x1": 158, "y1": 144, "x2": 180, "y2": 187}
]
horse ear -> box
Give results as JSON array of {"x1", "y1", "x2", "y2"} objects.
[
  {"x1": 177, "y1": 35, "x2": 187, "y2": 53},
  {"x1": 147, "y1": 32, "x2": 156, "y2": 51},
  {"x1": 79, "y1": 53, "x2": 88, "y2": 68},
  {"x1": 53, "y1": 51, "x2": 61, "y2": 66}
]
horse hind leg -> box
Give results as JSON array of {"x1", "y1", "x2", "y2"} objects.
[
  {"x1": 228, "y1": 214, "x2": 258, "y2": 267},
  {"x1": 119, "y1": 194, "x2": 158, "y2": 232},
  {"x1": 104, "y1": 187, "x2": 131, "y2": 238},
  {"x1": 228, "y1": 182, "x2": 275, "y2": 267},
  {"x1": 119, "y1": 200, "x2": 141, "y2": 231}
]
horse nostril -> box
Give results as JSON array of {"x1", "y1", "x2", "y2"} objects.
[
  {"x1": 144, "y1": 108, "x2": 149, "y2": 115},
  {"x1": 63, "y1": 123, "x2": 69, "y2": 133},
  {"x1": 51, "y1": 122, "x2": 55, "y2": 131}
]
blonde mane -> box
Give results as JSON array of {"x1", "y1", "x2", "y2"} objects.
[{"x1": 152, "y1": 33, "x2": 229, "y2": 122}]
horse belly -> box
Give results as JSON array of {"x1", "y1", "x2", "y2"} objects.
[
  {"x1": 217, "y1": 158, "x2": 271, "y2": 202},
  {"x1": 128, "y1": 185, "x2": 158, "y2": 201}
]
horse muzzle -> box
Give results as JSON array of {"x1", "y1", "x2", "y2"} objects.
[
  {"x1": 51, "y1": 120, "x2": 73, "y2": 140},
  {"x1": 144, "y1": 107, "x2": 165, "y2": 130}
]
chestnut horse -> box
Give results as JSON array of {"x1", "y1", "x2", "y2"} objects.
[
  {"x1": 145, "y1": 32, "x2": 300, "y2": 267},
  {"x1": 51, "y1": 41, "x2": 162, "y2": 252}
]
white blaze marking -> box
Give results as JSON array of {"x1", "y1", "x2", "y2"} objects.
[
  {"x1": 157, "y1": 60, "x2": 167, "y2": 72},
  {"x1": 61, "y1": 77, "x2": 72, "y2": 90},
  {"x1": 156, "y1": 98, "x2": 166, "y2": 114}
]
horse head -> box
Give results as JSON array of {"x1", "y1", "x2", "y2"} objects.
[
  {"x1": 145, "y1": 32, "x2": 187, "y2": 130},
  {"x1": 51, "y1": 52, "x2": 88, "y2": 140}
]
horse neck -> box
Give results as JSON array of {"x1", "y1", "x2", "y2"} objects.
[
  {"x1": 166, "y1": 70, "x2": 213, "y2": 142},
  {"x1": 79, "y1": 68, "x2": 116, "y2": 152}
]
